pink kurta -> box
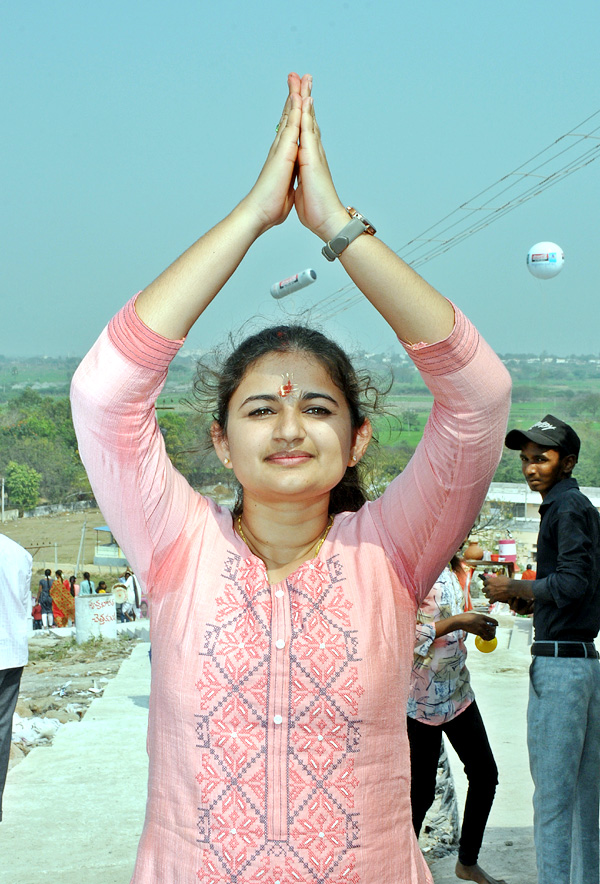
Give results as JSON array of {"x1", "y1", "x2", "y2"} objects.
[{"x1": 70, "y1": 297, "x2": 510, "y2": 884}]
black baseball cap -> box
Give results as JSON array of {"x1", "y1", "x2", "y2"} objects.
[{"x1": 505, "y1": 414, "x2": 580, "y2": 457}]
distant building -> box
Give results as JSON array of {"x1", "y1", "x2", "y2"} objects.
[{"x1": 93, "y1": 525, "x2": 127, "y2": 567}]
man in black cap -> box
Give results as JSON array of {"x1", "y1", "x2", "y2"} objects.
[{"x1": 484, "y1": 414, "x2": 600, "y2": 884}]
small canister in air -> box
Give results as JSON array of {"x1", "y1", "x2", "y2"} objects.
[{"x1": 270, "y1": 268, "x2": 317, "y2": 299}]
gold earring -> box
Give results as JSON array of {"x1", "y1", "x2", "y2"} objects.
[{"x1": 224, "y1": 457, "x2": 230, "y2": 465}]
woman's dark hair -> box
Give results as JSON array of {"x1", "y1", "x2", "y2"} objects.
[
  {"x1": 192, "y1": 324, "x2": 389, "y2": 517},
  {"x1": 450, "y1": 554, "x2": 462, "y2": 574}
]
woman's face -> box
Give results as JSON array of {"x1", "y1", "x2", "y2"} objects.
[{"x1": 212, "y1": 352, "x2": 371, "y2": 508}]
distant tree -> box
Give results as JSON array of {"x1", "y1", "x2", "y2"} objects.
[
  {"x1": 157, "y1": 410, "x2": 230, "y2": 489},
  {"x1": 572, "y1": 425, "x2": 600, "y2": 487},
  {"x1": 566, "y1": 393, "x2": 600, "y2": 420},
  {"x1": 493, "y1": 449, "x2": 524, "y2": 483},
  {"x1": 401, "y1": 409, "x2": 420, "y2": 432},
  {"x1": 15, "y1": 413, "x2": 57, "y2": 439},
  {"x1": 14, "y1": 388, "x2": 43, "y2": 409},
  {"x1": 5, "y1": 460, "x2": 41, "y2": 514},
  {"x1": 14, "y1": 437, "x2": 88, "y2": 502}
]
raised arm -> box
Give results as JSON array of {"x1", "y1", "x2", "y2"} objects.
[
  {"x1": 293, "y1": 78, "x2": 454, "y2": 345},
  {"x1": 134, "y1": 74, "x2": 308, "y2": 340}
]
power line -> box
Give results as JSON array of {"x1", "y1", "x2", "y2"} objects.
[{"x1": 311, "y1": 110, "x2": 600, "y2": 323}]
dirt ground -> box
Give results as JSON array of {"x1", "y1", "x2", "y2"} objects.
[
  {"x1": 1, "y1": 507, "x2": 126, "y2": 587},
  {"x1": 1, "y1": 510, "x2": 141, "y2": 768},
  {"x1": 10, "y1": 632, "x2": 138, "y2": 769}
]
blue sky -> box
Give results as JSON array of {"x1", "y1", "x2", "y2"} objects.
[{"x1": 3, "y1": 0, "x2": 599, "y2": 357}]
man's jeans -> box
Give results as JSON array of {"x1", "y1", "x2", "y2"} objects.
[
  {"x1": 0, "y1": 667, "x2": 24, "y2": 822},
  {"x1": 528, "y1": 656, "x2": 600, "y2": 884}
]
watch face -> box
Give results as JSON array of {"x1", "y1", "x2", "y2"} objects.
[{"x1": 346, "y1": 207, "x2": 375, "y2": 235}]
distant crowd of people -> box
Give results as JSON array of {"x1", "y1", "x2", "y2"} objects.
[{"x1": 32, "y1": 567, "x2": 148, "y2": 631}]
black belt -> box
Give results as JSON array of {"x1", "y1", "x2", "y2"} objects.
[{"x1": 532, "y1": 641, "x2": 599, "y2": 659}]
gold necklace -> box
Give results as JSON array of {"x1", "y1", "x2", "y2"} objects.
[{"x1": 236, "y1": 514, "x2": 334, "y2": 560}]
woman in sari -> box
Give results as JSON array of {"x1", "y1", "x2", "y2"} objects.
[{"x1": 50, "y1": 569, "x2": 75, "y2": 627}]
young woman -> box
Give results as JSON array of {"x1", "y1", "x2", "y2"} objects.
[
  {"x1": 407, "y1": 560, "x2": 505, "y2": 884},
  {"x1": 50, "y1": 569, "x2": 74, "y2": 627},
  {"x1": 79, "y1": 571, "x2": 95, "y2": 595},
  {"x1": 71, "y1": 74, "x2": 511, "y2": 884},
  {"x1": 36, "y1": 568, "x2": 54, "y2": 630}
]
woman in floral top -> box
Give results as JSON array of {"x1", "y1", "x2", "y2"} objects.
[{"x1": 407, "y1": 562, "x2": 506, "y2": 884}]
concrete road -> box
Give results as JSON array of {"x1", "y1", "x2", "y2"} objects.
[{"x1": 0, "y1": 643, "x2": 150, "y2": 884}]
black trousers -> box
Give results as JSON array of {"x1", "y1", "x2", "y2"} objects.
[
  {"x1": 407, "y1": 701, "x2": 498, "y2": 866},
  {"x1": 0, "y1": 667, "x2": 24, "y2": 822}
]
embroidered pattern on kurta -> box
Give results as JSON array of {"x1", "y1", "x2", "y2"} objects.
[{"x1": 195, "y1": 551, "x2": 363, "y2": 883}]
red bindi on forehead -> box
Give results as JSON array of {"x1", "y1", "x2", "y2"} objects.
[{"x1": 278, "y1": 373, "x2": 299, "y2": 398}]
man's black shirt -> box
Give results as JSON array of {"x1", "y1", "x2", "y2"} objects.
[{"x1": 530, "y1": 477, "x2": 600, "y2": 642}]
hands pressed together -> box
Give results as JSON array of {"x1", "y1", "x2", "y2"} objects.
[
  {"x1": 242, "y1": 72, "x2": 349, "y2": 243},
  {"x1": 137, "y1": 70, "x2": 456, "y2": 345}
]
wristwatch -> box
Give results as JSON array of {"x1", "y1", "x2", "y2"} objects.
[{"x1": 321, "y1": 207, "x2": 376, "y2": 262}]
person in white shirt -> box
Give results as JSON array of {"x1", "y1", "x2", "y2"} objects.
[
  {"x1": 122, "y1": 569, "x2": 141, "y2": 620},
  {"x1": 0, "y1": 533, "x2": 32, "y2": 822}
]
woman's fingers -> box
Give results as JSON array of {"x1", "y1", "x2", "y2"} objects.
[
  {"x1": 289, "y1": 71, "x2": 302, "y2": 96},
  {"x1": 270, "y1": 80, "x2": 302, "y2": 157},
  {"x1": 300, "y1": 73, "x2": 312, "y2": 100},
  {"x1": 271, "y1": 73, "x2": 314, "y2": 157},
  {"x1": 294, "y1": 79, "x2": 347, "y2": 239},
  {"x1": 272, "y1": 72, "x2": 302, "y2": 145},
  {"x1": 241, "y1": 75, "x2": 304, "y2": 232}
]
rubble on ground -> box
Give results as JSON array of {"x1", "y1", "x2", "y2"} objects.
[{"x1": 10, "y1": 632, "x2": 138, "y2": 768}]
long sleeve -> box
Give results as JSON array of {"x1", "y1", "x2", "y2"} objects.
[
  {"x1": 70, "y1": 296, "x2": 202, "y2": 592},
  {"x1": 0, "y1": 535, "x2": 33, "y2": 669},
  {"x1": 370, "y1": 305, "x2": 511, "y2": 604},
  {"x1": 528, "y1": 479, "x2": 600, "y2": 641},
  {"x1": 534, "y1": 505, "x2": 594, "y2": 606}
]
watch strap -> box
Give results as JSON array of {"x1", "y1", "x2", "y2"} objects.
[{"x1": 321, "y1": 209, "x2": 376, "y2": 262}]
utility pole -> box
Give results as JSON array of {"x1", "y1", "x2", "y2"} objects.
[{"x1": 75, "y1": 520, "x2": 87, "y2": 575}]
